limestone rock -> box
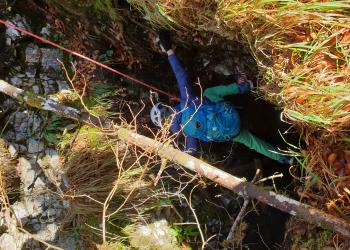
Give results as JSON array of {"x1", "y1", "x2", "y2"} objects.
[
  {"x1": 8, "y1": 143, "x2": 18, "y2": 157},
  {"x1": 37, "y1": 223, "x2": 59, "y2": 242},
  {"x1": 5, "y1": 15, "x2": 30, "y2": 46},
  {"x1": 14, "y1": 112, "x2": 29, "y2": 142},
  {"x1": 40, "y1": 24, "x2": 51, "y2": 38},
  {"x1": 11, "y1": 202, "x2": 30, "y2": 224},
  {"x1": 45, "y1": 149, "x2": 61, "y2": 170},
  {"x1": 43, "y1": 79, "x2": 57, "y2": 95},
  {"x1": 10, "y1": 76, "x2": 23, "y2": 86},
  {"x1": 27, "y1": 139, "x2": 44, "y2": 154},
  {"x1": 25, "y1": 66, "x2": 37, "y2": 78},
  {"x1": 18, "y1": 157, "x2": 46, "y2": 192},
  {"x1": 58, "y1": 235, "x2": 82, "y2": 250},
  {"x1": 32, "y1": 85, "x2": 40, "y2": 94},
  {"x1": 57, "y1": 80, "x2": 70, "y2": 91},
  {"x1": 28, "y1": 113, "x2": 41, "y2": 133},
  {"x1": 40, "y1": 48, "x2": 63, "y2": 77},
  {"x1": 0, "y1": 233, "x2": 16, "y2": 250},
  {"x1": 25, "y1": 43, "x2": 41, "y2": 64}
]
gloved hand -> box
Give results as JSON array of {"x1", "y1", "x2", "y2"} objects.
[
  {"x1": 158, "y1": 30, "x2": 172, "y2": 52},
  {"x1": 238, "y1": 80, "x2": 253, "y2": 94}
]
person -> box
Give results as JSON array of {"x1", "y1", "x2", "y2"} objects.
[{"x1": 151, "y1": 31, "x2": 290, "y2": 164}]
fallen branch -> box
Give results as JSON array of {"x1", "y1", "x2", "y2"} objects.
[{"x1": 1, "y1": 79, "x2": 349, "y2": 237}]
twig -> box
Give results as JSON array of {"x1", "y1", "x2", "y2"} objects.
[
  {"x1": 186, "y1": 186, "x2": 207, "y2": 250},
  {"x1": 225, "y1": 168, "x2": 261, "y2": 248},
  {"x1": 256, "y1": 224, "x2": 270, "y2": 250},
  {"x1": 154, "y1": 158, "x2": 168, "y2": 186},
  {"x1": 226, "y1": 198, "x2": 250, "y2": 247},
  {"x1": 256, "y1": 173, "x2": 283, "y2": 184}
]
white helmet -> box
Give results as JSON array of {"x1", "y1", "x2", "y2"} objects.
[{"x1": 150, "y1": 102, "x2": 174, "y2": 127}]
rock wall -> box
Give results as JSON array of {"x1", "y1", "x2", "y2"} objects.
[{"x1": 0, "y1": 14, "x2": 79, "y2": 250}]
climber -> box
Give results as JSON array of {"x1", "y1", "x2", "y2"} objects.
[{"x1": 150, "y1": 31, "x2": 290, "y2": 164}]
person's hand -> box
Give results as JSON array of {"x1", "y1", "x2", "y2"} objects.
[
  {"x1": 158, "y1": 30, "x2": 172, "y2": 52},
  {"x1": 237, "y1": 77, "x2": 253, "y2": 94},
  {"x1": 237, "y1": 74, "x2": 247, "y2": 84}
]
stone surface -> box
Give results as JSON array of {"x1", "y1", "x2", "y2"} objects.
[
  {"x1": 27, "y1": 139, "x2": 45, "y2": 154},
  {"x1": 37, "y1": 223, "x2": 59, "y2": 242},
  {"x1": 5, "y1": 15, "x2": 30, "y2": 46},
  {"x1": 32, "y1": 85, "x2": 40, "y2": 94},
  {"x1": 18, "y1": 157, "x2": 46, "y2": 192},
  {"x1": 40, "y1": 48, "x2": 63, "y2": 77},
  {"x1": 0, "y1": 233, "x2": 16, "y2": 249},
  {"x1": 13, "y1": 111, "x2": 29, "y2": 142},
  {"x1": 40, "y1": 24, "x2": 51, "y2": 38},
  {"x1": 58, "y1": 235, "x2": 80, "y2": 250},
  {"x1": 45, "y1": 149, "x2": 61, "y2": 169},
  {"x1": 25, "y1": 43, "x2": 41, "y2": 64},
  {"x1": 11, "y1": 202, "x2": 30, "y2": 224},
  {"x1": 43, "y1": 79, "x2": 57, "y2": 95},
  {"x1": 25, "y1": 66, "x2": 37, "y2": 78},
  {"x1": 28, "y1": 113, "x2": 41, "y2": 133},
  {"x1": 3, "y1": 131, "x2": 15, "y2": 141},
  {"x1": 10, "y1": 76, "x2": 23, "y2": 86},
  {"x1": 2, "y1": 15, "x2": 71, "y2": 249},
  {"x1": 57, "y1": 80, "x2": 70, "y2": 91},
  {"x1": 8, "y1": 143, "x2": 18, "y2": 157}
]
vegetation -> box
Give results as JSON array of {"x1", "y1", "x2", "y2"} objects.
[
  {"x1": 126, "y1": 0, "x2": 350, "y2": 245},
  {"x1": 129, "y1": 0, "x2": 350, "y2": 211},
  {"x1": 0, "y1": 139, "x2": 19, "y2": 205},
  {"x1": 61, "y1": 125, "x2": 165, "y2": 245},
  {"x1": 1, "y1": 0, "x2": 349, "y2": 248}
]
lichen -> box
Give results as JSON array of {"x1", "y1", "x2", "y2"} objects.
[{"x1": 22, "y1": 91, "x2": 45, "y2": 109}]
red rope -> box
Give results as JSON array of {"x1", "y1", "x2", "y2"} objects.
[{"x1": 0, "y1": 19, "x2": 180, "y2": 101}]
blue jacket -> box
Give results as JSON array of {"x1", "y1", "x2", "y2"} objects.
[{"x1": 168, "y1": 53, "x2": 249, "y2": 154}]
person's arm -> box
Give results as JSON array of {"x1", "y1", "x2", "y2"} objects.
[
  {"x1": 203, "y1": 78, "x2": 252, "y2": 102},
  {"x1": 167, "y1": 50, "x2": 194, "y2": 103}
]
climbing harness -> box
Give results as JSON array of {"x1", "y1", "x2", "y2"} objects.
[{"x1": 0, "y1": 19, "x2": 180, "y2": 102}]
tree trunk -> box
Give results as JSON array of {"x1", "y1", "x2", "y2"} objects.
[{"x1": 0, "y1": 79, "x2": 349, "y2": 237}]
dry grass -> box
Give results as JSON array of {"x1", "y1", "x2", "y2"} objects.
[
  {"x1": 0, "y1": 139, "x2": 19, "y2": 207},
  {"x1": 58, "y1": 121, "x2": 173, "y2": 244},
  {"x1": 296, "y1": 131, "x2": 350, "y2": 220},
  {"x1": 129, "y1": 0, "x2": 350, "y2": 131}
]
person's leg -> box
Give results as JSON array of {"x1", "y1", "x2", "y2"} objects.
[{"x1": 233, "y1": 129, "x2": 285, "y2": 163}]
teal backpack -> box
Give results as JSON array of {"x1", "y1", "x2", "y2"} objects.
[{"x1": 180, "y1": 101, "x2": 240, "y2": 142}]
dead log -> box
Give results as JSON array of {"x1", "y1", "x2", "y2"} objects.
[{"x1": 0, "y1": 79, "x2": 349, "y2": 237}]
